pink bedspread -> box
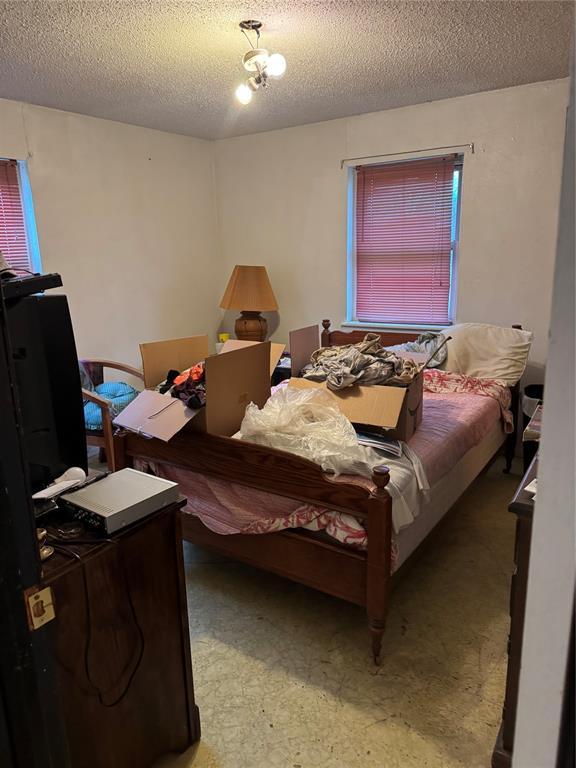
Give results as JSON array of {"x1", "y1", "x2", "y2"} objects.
[
  {"x1": 139, "y1": 371, "x2": 510, "y2": 558},
  {"x1": 409, "y1": 392, "x2": 500, "y2": 486}
]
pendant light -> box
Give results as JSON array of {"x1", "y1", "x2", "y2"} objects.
[{"x1": 235, "y1": 20, "x2": 287, "y2": 106}]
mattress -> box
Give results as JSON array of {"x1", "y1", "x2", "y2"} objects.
[
  {"x1": 139, "y1": 384, "x2": 506, "y2": 566},
  {"x1": 394, "y1": 417, "x2": 504, "y2": 568}
]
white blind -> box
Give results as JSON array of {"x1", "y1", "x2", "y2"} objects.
[
  {"x1": 0, "y1": 160, "x2": 32, "y2": 273},
  {"x1": 355, "y1": 155, "x2": 458, "y2": 324}
]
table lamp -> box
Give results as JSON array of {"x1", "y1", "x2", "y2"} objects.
[{"x1": 219, "y1": 265, "x2": 278, "y2": 341}]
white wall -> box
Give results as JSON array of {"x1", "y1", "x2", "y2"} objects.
[
  {"x1": 0, "y1": 80, "x2": 569, "y2": 377},
  {"x1": 0, "y1": 98, "x2": 220, "y2": 367},
  {"x1": 513, "y1": 65, "x2": 574, "y2": 768},
  {"x1": 215, "y1": 79, "x2": 569, "y2": 379}
]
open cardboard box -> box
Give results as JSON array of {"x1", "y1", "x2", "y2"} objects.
[
  {"x1": 140, "y1": 335, "x2": 285, "y2": 390},
  {"x1": 125, "y1": 336, "x2": 284, "y2": 439},
  {"x1": 288, "y1": 374, "x2": 423, "y2": 442},
  {"x1": 192, "y1": 341, "x2": 283, "y2": 435},
  {"x1": 288, "y1": 324, "x2": 321, "y2": 377},
  {"x1": 287, "y1": 323, "x2": 423, "y2": 441},
  {"x1": 219, "y1": 339, "x2": 285, "y2": 377}
]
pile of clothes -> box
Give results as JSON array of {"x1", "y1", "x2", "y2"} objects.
[
  {"x1": 301, "y1": 331, "x2": 449, "y2": 391},
  {"x1": 158, "y1": 363, "x2": 206, "y2": 409},
  {"x1": 302, "y1": 333, "x2": 420, "y2": 391}
]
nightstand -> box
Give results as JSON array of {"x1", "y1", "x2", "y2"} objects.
[
  {"x1": 41, "y1": 500, "x2": 200, "y2": 768},
  {"x1": 492, "y1": 455, "x2": 537, "y2": 768}
]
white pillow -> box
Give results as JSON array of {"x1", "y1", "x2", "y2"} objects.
[{"x1": 442, "y1": 323, "x2": 533, "y2": 386}]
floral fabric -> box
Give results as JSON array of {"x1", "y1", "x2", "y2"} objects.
[{"x1": 423, "y1": 369, "x2": 513, "y2": 433}]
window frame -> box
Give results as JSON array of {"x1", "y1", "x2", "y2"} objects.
[
  {"x1": 345, "y1": 153, "x2": 463, "y2": 331},
  {"x1": 0, "y1": 158, "x2": 42, "y2": 274}
]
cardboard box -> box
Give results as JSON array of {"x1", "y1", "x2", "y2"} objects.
[
  {"x1": 219, "y1": 339, "x2": 285, "y2": 377},
  {"x1": 116, "y1": 343, "x2": 275, "y2": 440},
  {"x1": 286, "y1": 323, "x2": 424, "y2": 441},
  {"x1": 288, "y1": 372, "x2": 423, "y2": 442},
  {"x1": 289, "y1": 325, "x2": 320, "y2": 377},
  {"x1": 140, "y1": 335, "x2": 285, "y2": 388},
  {"x1": 140, "y1": 335, "x2": 210, "y2": 389},
  {"x1": 134, "y1": 337, "x2": 284, "y2": 438},
  {"x1": 191, "y1": 342, "x2": 273, "y2": 436}
]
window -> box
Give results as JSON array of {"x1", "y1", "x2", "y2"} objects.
[
  {"x1": 349, "y1": 154, "x2": 462, "y2": 326},
  {"x1": 0, "y1": 159, "x2": 41, "y2": 275}
]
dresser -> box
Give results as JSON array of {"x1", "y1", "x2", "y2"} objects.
[
  {"x1": 41, "y1": 500, "x2": 200, "y2": 768},
  {"x1": 492, "y1": 456, "x2": 537, "y2": 768}
]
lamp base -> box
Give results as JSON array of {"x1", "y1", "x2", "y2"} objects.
[{"x1": 235, "y1": 311, "x2": 267, "y2": 342}]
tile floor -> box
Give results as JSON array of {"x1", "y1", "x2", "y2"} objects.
[{"x1": 154, "y1": 459, "x2": 519, "y2": 768}]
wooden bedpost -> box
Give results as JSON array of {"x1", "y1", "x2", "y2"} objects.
[
  {"x1": 366, "y1": 464, "x2": 393, "y2": 666},
  {"x1": 321, "y1": 319, "x2": 331, "y2": 347},
  {"x1": 504, "y1": 324, "x2": 523, "y2": 474},
  {"x1": 505, "y1": 382, "x2": 520, "y2": 473}
]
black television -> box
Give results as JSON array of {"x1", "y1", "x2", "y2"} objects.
[{"x1": 2, "y1": 274, "x2": 87, "y2": 493}]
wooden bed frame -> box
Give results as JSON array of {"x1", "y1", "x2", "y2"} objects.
[{"x1": 113, "y1": 321, "x2": 519, "y2": 664}]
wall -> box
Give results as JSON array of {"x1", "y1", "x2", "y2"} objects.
[
  {"x1": 0, "y1": 98, "x2": 220, "y2": 367},
  {"x1": 0, "y1": 80, "x2": 568, "y2": 376},
  {"x1": 513, "y1": 64, "x2": 573, "y2": 768},
  {"x1": 215, "y1": 79, "x2": 569, "y2": 379}
]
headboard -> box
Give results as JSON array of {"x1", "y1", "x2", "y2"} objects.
[{"x1": 321, "y1": 319, "x2": 420, "y2": 348}]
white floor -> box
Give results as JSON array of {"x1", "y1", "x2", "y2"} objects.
[{"x1": 154, "y1": 459, "x2": 518, "y2": 768}]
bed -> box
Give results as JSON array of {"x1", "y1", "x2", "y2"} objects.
[{"x1": 113, "y1": 321, "x2": 522, "y2": 664}]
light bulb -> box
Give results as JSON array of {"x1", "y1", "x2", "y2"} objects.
[
  {"x1": 266, "y1": 53, "x2": 286, "y2": 78},
  {"x1": 235, "y1": 83, "x2": 252, "y2": 105}
]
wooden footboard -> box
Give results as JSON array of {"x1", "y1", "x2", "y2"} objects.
[
  {"x1": 114, "y1": 428, "x2": 393, "y2": 663},
  {"x1": 181, "y1": 515, "x2": 368, "y2": 606}
]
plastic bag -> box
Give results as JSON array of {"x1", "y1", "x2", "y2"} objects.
[{"x1": 239, "y1": 386, "x2": 383, "y2": 478}]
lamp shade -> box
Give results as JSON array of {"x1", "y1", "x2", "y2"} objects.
[{"x1": 219, "y1": 265, "x2": 278, "y2": 312}]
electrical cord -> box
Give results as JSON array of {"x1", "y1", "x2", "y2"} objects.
[
  {"x1": 95, "y1": 540, "x2": 145, "y2": 708},
  {"x1": 49, "y1": 537, "x2": 145, "y2": 707},
  {"x1": 49, "y1": 544, "x2": 98, "y2": 697}
]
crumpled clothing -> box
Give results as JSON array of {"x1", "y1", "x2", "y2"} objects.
[
  {"x1": 378, "y1": 442, "x2": 430, "y2": 532},
  {"x1": 386, "y1": 332, "x2": 448, "y2": 368},
  {"x1": 174, "y1": 363, "x2": 204, "y2": 386},
  {"x1": 171, "y1": 362, "x2": 206, "y2": 409},
  {"x1": 158, "y1": 369, "x2": 180, "y2": 394},
  {"x1": 302, "y1": 333, "x2": 419, "y2": 391}
]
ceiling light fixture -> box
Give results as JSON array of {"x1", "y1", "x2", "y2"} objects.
[{"x1": 235, "y1": 20, "x2": 286, "y2": 106}]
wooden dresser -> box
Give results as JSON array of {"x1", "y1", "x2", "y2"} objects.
[
  {"x1": 492, "y1": 456, "x2": 537, "y2": 768},
  {"x1": 41, "y1": 500, "x2": 200, "y2": 768}
]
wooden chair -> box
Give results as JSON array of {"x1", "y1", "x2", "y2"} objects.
[{"x1": 80, "y1": 359, "x2": 144, "y2": 471}]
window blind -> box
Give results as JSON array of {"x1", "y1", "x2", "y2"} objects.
[
  {"x1": 0, "y1": 160, "x2": 32, "y2": 273},
  {"x1": 355, "y1": 155, "x2": 457, "y2": 325}
]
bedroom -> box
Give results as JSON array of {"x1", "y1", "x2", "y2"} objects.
[{"x1": 0, "y1": 2, "x2": 573, "y2": 768}]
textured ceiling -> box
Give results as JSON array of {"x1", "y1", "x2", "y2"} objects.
[{"x1": 0, "y1": 1, "x2": 572, "y2": 140}]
